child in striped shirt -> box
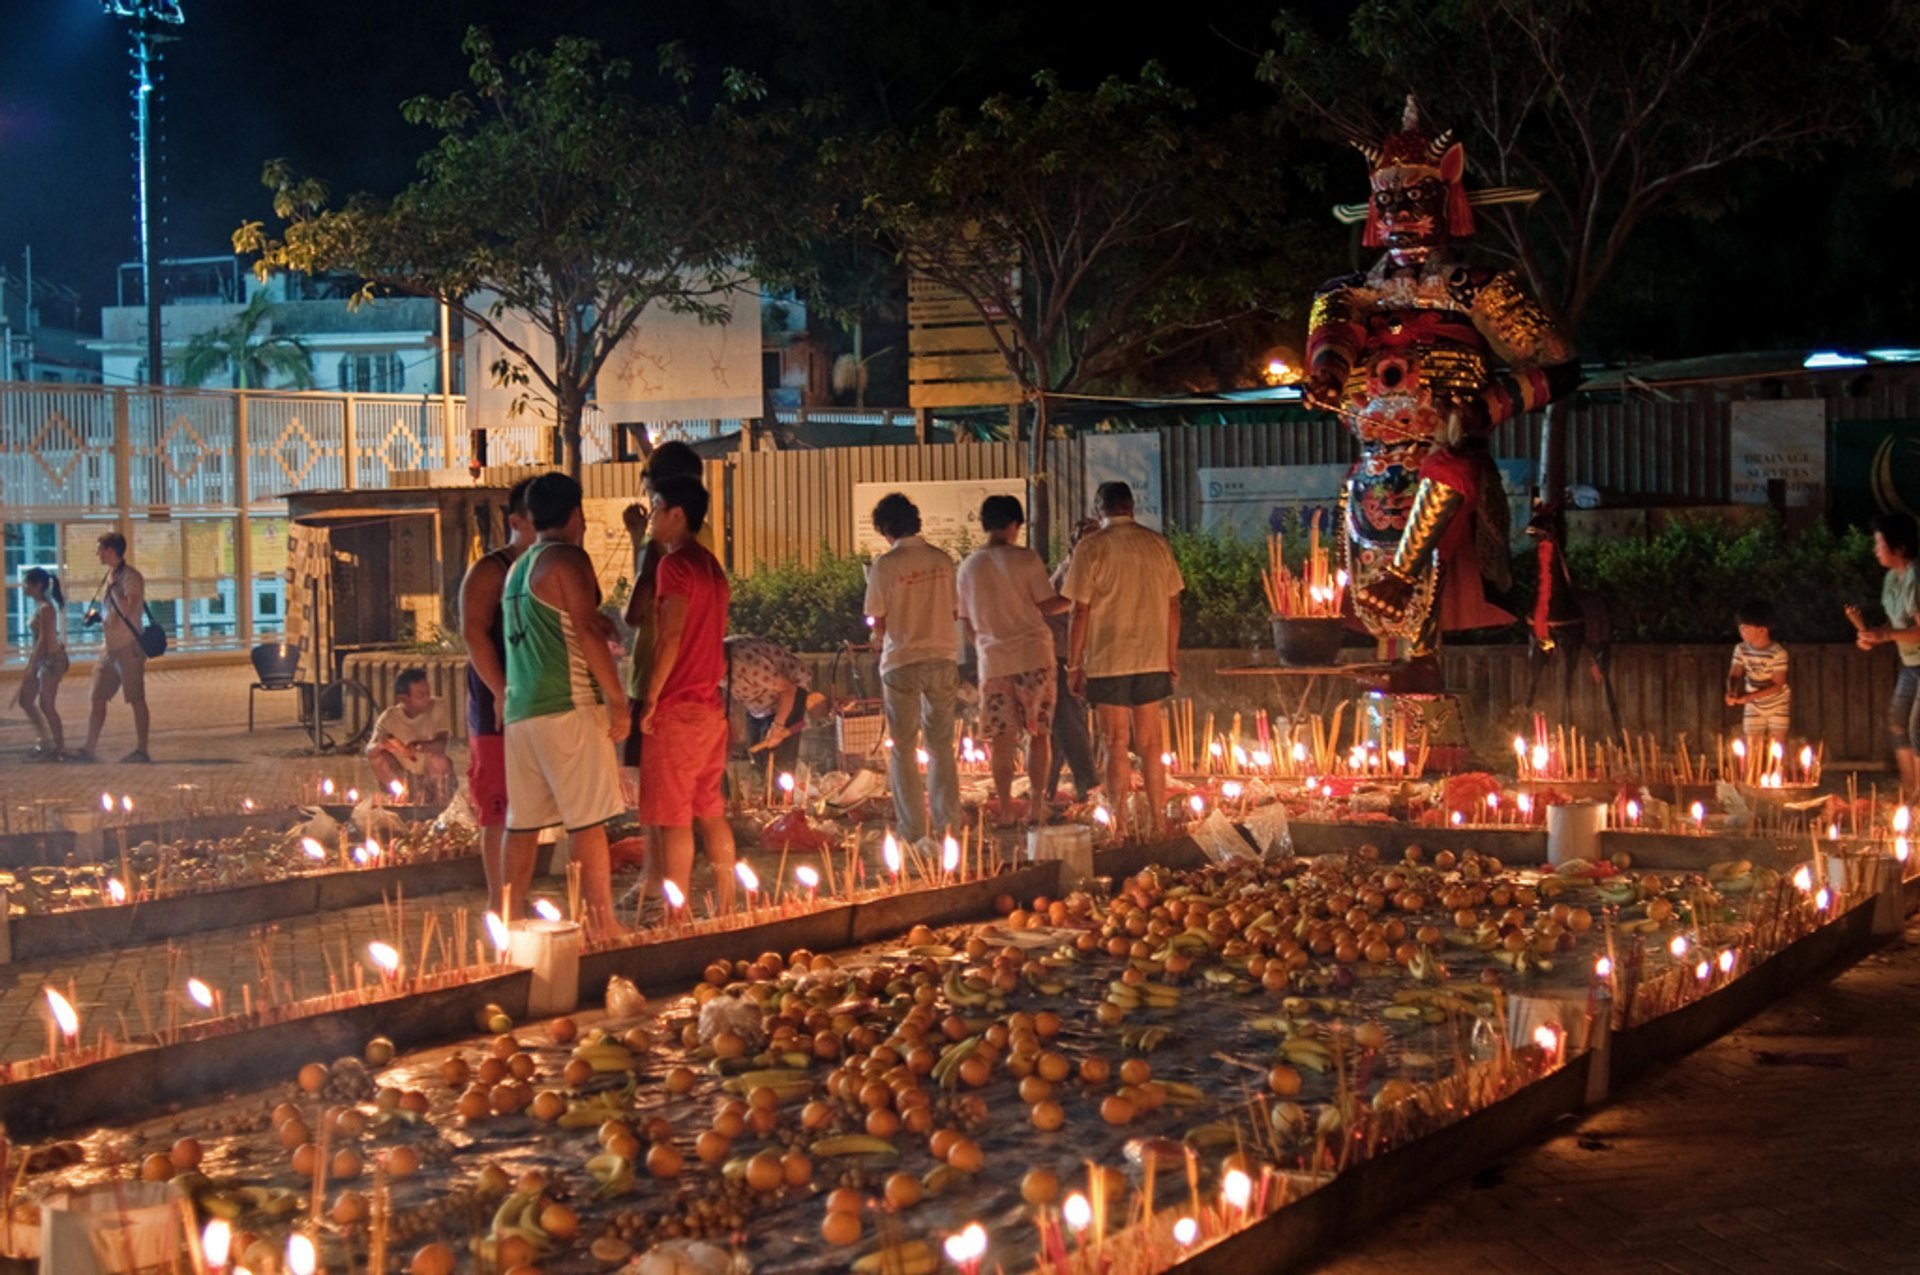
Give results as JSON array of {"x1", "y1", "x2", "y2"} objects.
[{"x1": 1726, "y1": 599, "x2": 1790, "y2": 748}]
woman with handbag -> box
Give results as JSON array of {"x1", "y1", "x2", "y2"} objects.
[
  {"x1": 14, "y1": 568, "x2": 71, "y2": 759},
  {"x1": 74, "y1": 531, "x2": 156, "y2": 764}
]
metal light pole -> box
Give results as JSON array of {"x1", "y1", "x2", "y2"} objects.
[{"x1": 104, "y1": 1, "x2": 184, "y2": 387}]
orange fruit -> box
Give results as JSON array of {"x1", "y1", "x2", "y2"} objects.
[
  {"x1": 884, "y1": 1172, "x2": 922, "y2": 1209},
  {"x1": 1022, "y1": 1167, "x2": 1060, "y2": 1205},
  {"x1": 1030, "y1": 1101, "x2": 1064, "y2": 1131},
  {"x1": 745, "y1": 1152, "x2": 783, "y2": 1193},
  {"x1": 821, "y1": 1209, "x2": 862, "y2": 1246},
  {"x1": 1119, "y1": 1059, "x2": 1152, "y2": 1086},
  {"x1": 1078, "y1": 1058, "x2": 1111, "y2": 1085},
  {"x1": 1267, "y1": 1065, "x2": 1302, "y2": 1096},
  {"x1": 1100, "y1": 1095, "x2": 1136, "y2": 1125},
  {"x1": 825, "y1": 1187, "x2": 864, "y2": 1215},
  {"x1": 645, "y1": 1144, "x2": 684, "y2": 1178},
  {"x1": 946, "y1": 1138, "x2": 983, "y2": 1173},
  {"x1": 694, "y1": 1131, "x2": 730, "y2": 1164}
]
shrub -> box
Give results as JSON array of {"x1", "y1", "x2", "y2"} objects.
[
  {"x1": 1167, "y1": 529, "x2": 1272, "y2": 650},
  {"x1": 728, "y1": 551, "x2": 872, "y2": 652}
]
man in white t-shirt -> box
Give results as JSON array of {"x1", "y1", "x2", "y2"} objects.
[
  {"x1": 863, "y1": 492, "x2": 960, "y2": 847},
  {"x1": 1062, "y1": 481, "x2": 1184, "y2": 839},
  {"x1": 366, "y1": 667, "x2": 454, "y2": 804},
  {"x1": 957, "y1": 495, "x2": 1071, "y2": 824}
]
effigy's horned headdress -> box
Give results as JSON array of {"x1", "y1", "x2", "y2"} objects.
[{"x1": 1333, "y1": 95, "x2": 1541, "y2": 246}]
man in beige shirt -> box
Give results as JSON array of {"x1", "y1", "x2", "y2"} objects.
[
  {"x1": 77, "y1": 531, "x2": 152, "y2": 763},
  {"x1": 1062, "y1": 481, "x2": 1183, "y2": 838}
]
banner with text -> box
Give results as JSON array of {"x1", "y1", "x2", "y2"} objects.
[
  {"x1": 852, "y1": 479, "x2": 1029, "y2": 558},
  {"x1": 1729, "y1": 400, "x2": 1827, "y2": 506},
  {"x1": 1081, "y1": 433, "x2": 1164, "y2": 530},
  {"x1": 1197, "y1": 460, "x2": 1535, "y2": 541}
]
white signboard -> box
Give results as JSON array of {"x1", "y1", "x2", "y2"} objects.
[
  {"x1": 1198, "y1": 459, "x2": 1536, "y2": 540},
  {"x1": 1080, "y1": 433, "x2": 1163, "y2": 530},
  {"x1": 1729, "y1": 400, "x2": 1827, "y2": 506},
  {"x1": 464, "y1": 281, "x2": 763, "y2": 429},
  {"x1": 852, "y1": 479, "x2": 1029, "y2": 558}
]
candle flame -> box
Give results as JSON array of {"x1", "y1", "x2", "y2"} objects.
[
  {"x1": 1768, "y1": 740, "x2": 1784, "y2": 761},
  {"x1": 778, "y1": 772, "x2": 795, "y2": 794},
  {"x1": 1063, "y1": 1192, "x2": 1092, "y2": 1232},
  {"x1": 321, "y1": 778, "x2": 336, "y2": 796},
  {"x1": 1828, "y1": 822, "x2": 1840, "y2": 841},
  {"x1": 735, "y1": 862, "x2": 761, "y2": 893},
  {"x1": 1594, "y1": 956, "x2": 1613, "y2": 980},
  {"x1": 1253, "y1": 749, "x2": 1272, "y2": 768},
  {"x1": 1449, "y1": 810, "x2": 1464, "y2": 826},
  {"x1": 1388, "y1": 748, "x2": 1406, "y2": 769},
  {"x1": 1694, "y1": 958, "x2": 1711, "y2": 981},
  {"x1": 1222, "y1": 1167, "x2": 1252, "y2": 1210},
  {"x1": 186, "y1": 978, "x2": 214, "y2": 1010},
  {"x1": 1513, "y1": 735, "x2": 1527, "y2": 758},
  {"x1": 1731, "y1": 737, "x2": 1747, "y2": 758},
  {"x1": 1814, "y1": 887, "x2": 1831, "y2": 911},
  {"x1": 1188, "y1": 794, "x2": 1206, "y2": 815},
  {"x1": 242, "y1": 798, "x2": 255, "y2": 812},
  {"x1": 1718, "y1": 949, "x2": 1735, "y2": 974},
  {"x1": 45, "y1": 987, "x2": 78, "y2": 1038},
  {"x1": 100, "y1": 791, "x2": 113, "y2": 812},
  {"x1": 943, "y1": 1222, "x2": 988, "y2": 1264},
  {"x1": 1530, "y1": 743, "x2": 1549, "y2": 771},
  {"x1": 352, "y1": 845, "x2": 372, "y2": 866},
  {"x1": 1626, "y1": 799, "x2": 1641, "y2": 822},
  {"x1": 1291, "y1": 742, "x2": 1307, "y2": 762},
  {"x1": 1209, "y1": 741, "x2": 1224, "y2": 757},
  {"x1": 485, "y1": 912, "x2": 510, "y2": 951},
  {"x1": 1531, "y1": 1022, "x2": 1560, "y2": 1055},
  {"x1": 662, "y1": 879, "x2": 686, "y2": 910},
  {"x1": 346, "y1": 788, "x2": 359, "y2": 803},
  {"x1": 794, "y1": 865, "x2": 820, "y2": 890},
  {"x1": 1231, "y1": 744, "x2": 1249, "y2": 766},
  {"x1": 1896, "y1": 806, "x2": 1913, "y2": 835},
  {"x1": 883, "y1": 832, "x2": 902, "y2": 875},
  {"x1": 1221, "y1": 781, "x2": 1243, "y2": 800},
  {"x1": 301, "y1": 837, "x2": 327, "y2": 861},
  {"x1": 107, "y1": 878, "x2": 127, "y2": 904},
  {"x1": 1160, "y1": 751, "x2": 1176, "y2": 767},
  {"x1": 367, "y1": 941, "x2": 400, "y2": 975},
  {"x1": 122, "y1": 794, "x2": 133, "y2": 813},
  {"x1": 388, "y1": 778, "x2": 405, "y2": 798},
  {"x1": 366, "y1": 837, "x2": 382, "y2": 859},
  {"x1": 1799, "y1": 744, "x2": 1814, "y2": 770},
  {"x1": 1517, "y1": 793, "x2": 1533, "y2": 814},
  {"x1": 942, "y1": 835, "x2": 959, "y2": 873},
  {"x1": 1173, "y1": 1216, "x2": 1198, "y2": 1246},
  {"x1": 532, "y1": 899, "x2": 562, "y2": 922},
  {"x1": 1486, "y1": 792, "x2": 1499, "y2": 809},
  {"x1": 1092, "y1": 805, "x2": 1112, "y2": 827},
  {"x1": 1897, "y1": 838, "x2": 1911, "y2": 864},
  {"x1": 1669, "y1": 934, "x2": 1689, "y2": 958},
  {"x1": 202, "y1": 1218, "x2": 232, "y2": 1265},
  {"x1": 914, "y1": 748, "x2": 929, "y2": 766},
  {"x1": 1690, "y1": 801, "x2": 1706, "y2": 824},
  {"x1": 1791, "y1": 865, "x2": 1814, "y2": 892},
  {"x1": 286, "y1": 1232, "x2": 316, "y2": 1275}
]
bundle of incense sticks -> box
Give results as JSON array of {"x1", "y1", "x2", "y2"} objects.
[{"x1": 1262, "y1": 515, "x2": 1348, "y2": 618}]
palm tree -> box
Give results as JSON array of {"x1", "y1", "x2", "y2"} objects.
[{"x1": 171, "y1": 290, "x2": 316, "y2": 389}]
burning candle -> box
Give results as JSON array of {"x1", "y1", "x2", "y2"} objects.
[
  {"x1": 1173, "y1": 1216, "x2": 1198, "y2": 1248},
  {"x1": 794, "y1": 864, "x2": 820, "y2": 903},
  {"x1": 1791, "y1": 865, "x2": 1814, "y2": 893},
  {"x1": 45, "y1": 987, "x2": 79, "y2": 1060},
  {"x1": 1694, "y1": 958, "x2": 1711, "y2": 983},
  {"x1": 1717, "y1": 949, "x2": 1735, "y2": 974},
  {"x1": 203, "y1": 1219, "x2": 232, "y2": 1268},
  {"x1": 1252, "y1": 749, "x2": 1272, "y2": 769},
  {"x1": 484, "y1": 912, "x2": 510, "y2": 955},
  {"x1": 100, "y1": 792, "x2": 113, "y2": 814},
  {"x1": 1594, "y1": 955, "x2": 1613, "y2": 980},
  {"x1": 1690, "y1": 801, "x2": 1706, "y2": 831},
  {"x1": 1449, "y1": 810, "x2": 1464, "y2": 827},
  {"x1": 121, "y1": 794, "x2": 133, "y2": 815},
  {"x1": 1516, "y1": 792, "x2": 1533, "y2": 819},
  {"x1": 941, "y1": 835, "x2": 960, "y2": 877},
  {"x1": 532, "y1": 899, "x2": 562, "y2": 922},
  {"x1": 242, "y1": 798, "x2": 255, "y2": 813},
  {"x1": 1291, "y1": 742, "x2": 1307, "y2": 765},
  {"x1": 1388, "y1": 748, "x2": 1406, "y2": 772},
  {"x1": 1063, "y1": 1192, "x2": 1092, "y2": 1237},
  {"x1": 1799, "y1": 744, "x2": 1814, "y2": 778},
  {"x1": 1531, "y1": 1022, "x2": 1562, "y2": 1061},
  {"x1": 321, "y1": 778, "x2": 336, "y2": 797},
  {"x1": 286, "y1": 1233, "x2": 316, "y2": 1275},
  {"x1": 388, "y1": 778, "x2": 405, "y2": 800},
  {"x1": 1092, "y1": 805, "x2": 1112, "y2": 829},
  {"x1": 1530, "y1": 742, "x2": 1549, "y2": 775},
  {"x1": 1814, "y1": 886, "x2": 1832, "y2": 912},
  {"x1": 942, "y1": 1222, "x2": 988, "y2": 1275},
  {"x1": 1669, "y1": 934, "x2": 1690, "y2": 959},
  {"x1": 883, "y1": 831, "x2": 903, "y2": 880},
  {"x1": 1160, "y1": 751, "x2": 1176, "y2": 768},
  {"x1": 1188, "y1": 794, "x2": 1206, "y2": 817},
  {"x1": 1513, "y1": 736, "x2": 1528, "y2": 774},
  {"x1": 106, "y1": 877, "x2": 127, "y2": 905},
  {"x1": 1221, "y1": 1167, "x2": 1252, "y2": 1222},
  {"x1": 1485, "y1": 793, "x2": 1499, "y2": 823},
  {"x1": 1626, "y1": 799, "x2": 1641, "y2": 826},
  {"x1": 300, "y1": 837, "x2": 327, "y2": 862},
  {"x1": 914, "y1": 748, "x2": 929, "y2": 768},
  {"x1": 187, "y1": 978, "x2": 215, "y2": 1012},
  {"x1": 1221, "y1": 781, "x2": 1243, "y2": 802},
  {"x1": 346, "y1": 788, "x2": 360, "y2": 804},
  {"x1": 662, "y1": 879, "x2": 686, "y2": 914},
  {"x1": 777, "y1": 773, "x2": 796, "y2": 805},
  {"x1": 735, "y1": 862, "x2": 761, "y2": 908},
  {"x1": 367, "y1": 942, "x2": 400, "y2": 980}
]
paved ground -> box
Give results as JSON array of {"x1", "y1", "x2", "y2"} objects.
[{"x1": 1316, "y1": 916, "x2": 1920, "y2": 1275}]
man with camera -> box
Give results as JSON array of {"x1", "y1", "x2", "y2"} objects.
[{"x1": 76, "y1": 531, "x2": 153, "y2": 763}]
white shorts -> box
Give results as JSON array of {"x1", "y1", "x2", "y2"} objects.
[{"x1": 505, "y1": 705, "x2": 625, "y2": 833}]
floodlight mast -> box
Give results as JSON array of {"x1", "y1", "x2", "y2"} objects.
[{"x1": 103, "y1": 1, "x2": 184, "y2": 389}]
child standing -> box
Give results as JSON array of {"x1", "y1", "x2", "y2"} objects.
[
  {"x1": 15, "y1": 568, "x2": 70, "y2": 758},
  {"x1": 1726, "y1": 599, "x2": 1791, "y2": 750}
]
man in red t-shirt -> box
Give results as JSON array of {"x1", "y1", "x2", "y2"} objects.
[{"x1": 638, "y1": 476, "x2": 737, "y2": 915}]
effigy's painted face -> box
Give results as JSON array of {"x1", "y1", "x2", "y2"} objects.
[{"x1": 1371, "y1": 172, "x2": 1450, "y2": 253}]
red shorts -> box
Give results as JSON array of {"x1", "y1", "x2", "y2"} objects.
[
  {"x1": 638, "y1": 703, "x2": 727, "y2": 827},
  {"x1": 467, "y1": 734, "x2": 509, "y2": 828}
]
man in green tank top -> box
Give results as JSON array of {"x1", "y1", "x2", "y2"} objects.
[{"x1": 501, "y1": 473, "x2": 630, "y2": 938}]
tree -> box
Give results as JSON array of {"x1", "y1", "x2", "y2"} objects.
[
  {"x1": 235, "y1": 28, "x2": 793, "y2": 475},
  {"x1": 852, "y1": 67, "x2": 1308, "y2": 554},
  {"x1": 1261, "y1": 0, "x2": 1907, "y2": 486},
  {"x1": 171, "y1": 290, "x2": 315, "y2": 390}
]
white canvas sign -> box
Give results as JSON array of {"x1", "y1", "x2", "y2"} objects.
[
  {"x1": 1729, "y1": 400, "x2": 1827, "y2": 506},
  {"x1": 1080, "y1": 433, "x2": 1163, "y2": 530},
  {"x1": 1198, "y1": 459, "x2": 1535, "y2": 540},
  {"x1": 852, "y1": 479, "x2": 1029, "y2": 558}
]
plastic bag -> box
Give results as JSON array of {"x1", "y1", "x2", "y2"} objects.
[
  {"x1": 435, "y1": 789, "x2": 478, "y2": 833},
  {"x1": 1190, "y1": 808, "x2": 1256, "y2": 864},
  {"x1": 697, "y1": 993, "x2": 765, "y2": 1049},
  {"x1": 605, "y1": 974, "x2": 648, "y2": 1020}
]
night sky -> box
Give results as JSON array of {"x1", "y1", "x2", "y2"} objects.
[{"x1": 2, "y1": 0, "x2": 1288, "y2": 314}]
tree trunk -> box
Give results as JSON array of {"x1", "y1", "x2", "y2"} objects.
[
  {"x1": 1539, "y1": 399, "x2": 1567, "y2": 499},
  {"x1": 558, "y1": 386, "x2": 586, "y2": 479},
  {"x1": 1028, "y1": 393, "x2": 1051, "y2": 562}
]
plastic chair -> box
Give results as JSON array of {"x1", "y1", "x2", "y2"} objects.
[{"x1": 248, "y1": 643, "x2": 303, "y2": 731}]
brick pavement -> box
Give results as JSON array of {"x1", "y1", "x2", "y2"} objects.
[{"x1": 1315, "y1": 918, "x2": 1920, "y2": 1275}]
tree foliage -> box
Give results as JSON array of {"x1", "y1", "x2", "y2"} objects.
[
  {"x1": 849, "y1": 67, "x2": 1315, "y2": 552},
  {"x1": 170, "y1": 290, "x2": 314, "y2": 390},
  {"x1": 235, "y1": 28, "x2": 797, "y2": 473},
  {"x1": 1261, "y1": 0, "x2": 1906, "y2": 337}
]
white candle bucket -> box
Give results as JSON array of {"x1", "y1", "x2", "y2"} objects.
[
  {"x1": 1546, "y1": 801, "x2": 1607, "y2": 866},
  {"x1": 1027, "y1": 824, "x2": 1093, "y2": 890},
  {"x1": 39, "y1": 1181, "x2": 180, "y2": 1274},
  {"x1": 508, "y1": 919, "x2": 582, "y2": 1015}
]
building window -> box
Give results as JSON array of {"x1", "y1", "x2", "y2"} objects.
[{"x1": 336, "y1": 353, "x2": 406, "y2": 393}]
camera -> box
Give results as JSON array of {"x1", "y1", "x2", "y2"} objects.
[{"x1": 83, "y1": 605, "x2": 103, "y2": 628}]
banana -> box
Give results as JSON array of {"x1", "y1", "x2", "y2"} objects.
[
  {"x1": 942, "y1": 970, "x2": 992, "y2": 1008},
  {"x1": 570, "y1": 1041, "x2": 637, "y2": 1073},
  {"x1": 1183, "y1": 1122, "x2": 1238, "y2": 1150},
  {"x1": 586, "y1": 1153, "x2": 636, "y2": 1198},
  {"x1": 1158, "y1": 1080, "x2": 1206, "y2": 1105},
  {"x1": 908, "y1": 944, "x2": 957, "y2": 959},
  {"x1": 720, "y1": 1068, "x2": 814, "y2": 1098},
  {"x1": 855, "y1": 1241, "x2": 941, "y2": 1275},
  {"x1": 921, "y1": 1164, "x2": 973, "y2": 1194},
  {"x1": 1595, "y1": 880, "x2": 1638, "y2": 905},
  {"x1": 930, "y1": 1036, "x2": 981, "y2": 1088},
  {"x1": 558, "y1": 1090, "x2": 634, "y2": 1129},
  {"x1": 1708, "y1": 859, "x2": 1753, "y2": 881},
  {"x1": 198, "y1": 1190, "x2": 244, "y2": 1220},
  {"x1": 1382, "y1": 1004, "x2": 1423, "y2": 1021},
  {"x1": 810, "y1": 1135, "x2": 900, "y2": 1159},
  {"x1": 1201, "y1": 967, "x2": 1245, "y2": 987}
]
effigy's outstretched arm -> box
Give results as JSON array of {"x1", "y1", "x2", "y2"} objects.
[
  {"x1": 1304, "y1": 282, "x2": 1364, "y2": 408},
  {"x1": 1469, "y1": 272, "x2": 1581, "y2": 429}
]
